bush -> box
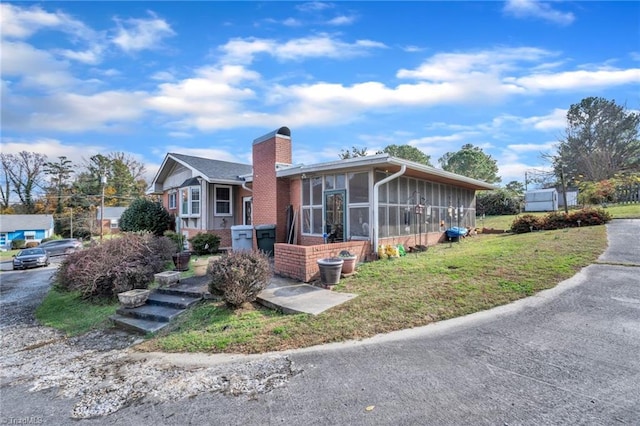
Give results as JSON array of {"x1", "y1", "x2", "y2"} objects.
[
  {"x1": 54, "y1": 233, "x2": 175, "y2": 301},
  {"x1": 511, "y1": 208, "x2": 611, "y2": 234},
  {"x1": 208, "y1": 250, "x2": 272, "y2": 308},
  {"x1": 541, "y1": 212, "x2": 569, "y2": 230},
  {"x1": 567, "y1": 208, "x2": 611, "y2": 226},
  {"x1": 25, "y1": 241, "x2": 39, "y2": 248},
  {"x1": 41, "y1": 235, "x2": 62, "y2": 244},
  {"x1": 189, "y1": 232, "x2": 221, "y2": 255},
  {"x1": 11, "y1": 239, "x2": 25, "y2": 249},
  {"x1": 510, "y1": 215, "x2": 545, "y2": 234},
  {"x1": 164, "y1": 230, "x2": 185, "y2": 253},
  {"x1": 476, "y1": 189, "x2": 522, "y2": 216},
  {"x1": 119, "y1": 198, "x2": 173, "y2": 236}
]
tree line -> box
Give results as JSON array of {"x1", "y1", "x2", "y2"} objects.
[
  {"x1": 0, "y1": 152, "x2": 148, "y2": 237},
  {"x1": 340, "y1": 96, "x2": 640, "y2": 210}
]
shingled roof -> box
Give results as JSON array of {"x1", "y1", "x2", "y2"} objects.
[
  {"x1": 169, "y1": 153, "x2": 252, "y2": 182},
  {"x1": 0, "y1": 214, "x2": 54, "y2": 233}
]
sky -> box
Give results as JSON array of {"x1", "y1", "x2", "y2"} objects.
[{"x1": 1, "y1": 1, "x2": 639, "y2": 187}]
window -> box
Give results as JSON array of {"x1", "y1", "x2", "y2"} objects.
[
  {"x1": 301, "y1": 177, "x2": 323, "y2": 235},
  {"x1": 215, "y1": 185, "x2": 232, "y2": 216},
  {"x1": 110, "y1": 219, "x2": 119, "y2": 229},
  {"x1": 180, "y1": 186, "x2": 201, "y2": 216},
  {"x1": 24, "y1": 231, "x2": 36, "y2": 240},
  {"x1": 168, "y1": 191, "x2": 177, "y2": 209},
  {"x1": 191, "y1": 187, "x2": 200, "y2": 215}
]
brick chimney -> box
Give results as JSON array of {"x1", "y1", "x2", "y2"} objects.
[{"x1": 252, "y1": 127, "x2": 292, "y2": 243}]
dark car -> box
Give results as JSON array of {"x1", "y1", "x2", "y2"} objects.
[
  {"x1": 38, "y1": 238, "x2": 83, "y2": 256},
  {"x1": 13, "y1": 248, "x2": 50, "y2": 270}
]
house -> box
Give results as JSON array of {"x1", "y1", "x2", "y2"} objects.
[
  {"x1": 96, "y1": 207, "x2": 128, "y2": 234},
  {"x1": 524, "y1": 188, "x2": 559, "y2": 212},
  {"x1": 0, "y1": 214, "x2": 55, "y2": 249},
  {"x1": 150, "y1": 127, "x2": 495, "y2": 282}
]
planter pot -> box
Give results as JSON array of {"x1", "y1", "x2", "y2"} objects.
[
  {"x1": 317, "y1": 257, "x2": 344, "y2": 287},
  {"x1": 172, "y1": 252, "x2": 192, "y2": 271},
  {"x1": 340, "y1": 255, "x2": 358, "y2": 275},
  {"x1": 192, "y1": 258, "x2": 209, "y2": 277},
  {"x1": 118, "y1": 289, "x2": 150, "y2": 308}
]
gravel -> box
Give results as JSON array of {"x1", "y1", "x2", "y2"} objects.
[{"x1": 0, "y1": 265, "x2": 300, "y2": 420}]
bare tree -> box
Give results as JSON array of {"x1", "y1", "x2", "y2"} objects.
[{"x1": 0, "y1": 151, "x2": 47, "y2": 213}]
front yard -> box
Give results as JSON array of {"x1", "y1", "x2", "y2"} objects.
[{"x1": 35, "y1": 202, "x2": 640, "y2": 354}]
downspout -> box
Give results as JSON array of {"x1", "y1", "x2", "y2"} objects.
[
  {"x1": 372, "y1": 165, "x2": 406, "y2": 254},
  {"x1": 242, "y1": 181, "x2": 253, "y2": 192}
]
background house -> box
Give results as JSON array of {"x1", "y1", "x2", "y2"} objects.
[
  {"x1": 96, "y1": 207, "x2": 128, "y2": 235},
  {"x1": 0, "y1": 214, "x2": 55, "y2": 249},
  {"x1": 151, "y1": 127, "x2": 496, "y2": 282}
]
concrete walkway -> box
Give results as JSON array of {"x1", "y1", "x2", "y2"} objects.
[{"x1": 175, "y1": 273, "x2": 357, "y2": 316}]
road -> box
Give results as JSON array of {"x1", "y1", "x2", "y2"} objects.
[{"x1": 1, "y1": 220, "x2": 639, "y2": 425}]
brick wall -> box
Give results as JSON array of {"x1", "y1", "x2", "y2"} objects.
[
  {"x1": 274, "y1": 240, "x2": 368, "y2": 282},
  {"x1": 252, "y1": 130, "x2": 292, "y2": 247}
]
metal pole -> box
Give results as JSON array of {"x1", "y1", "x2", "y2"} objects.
[
  {"x1": 100, "y1": 174, "x2": 106, "y2": 241},
  {"x1": 560, "y1": 165, "x2": 568, "y2": 214},
  {"x1": 70, "y1": 208, "x2": 73, "y2": 238}
]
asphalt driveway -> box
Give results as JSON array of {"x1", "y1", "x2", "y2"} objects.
[{"x1": 1, "y1": 220, "x2": 638, "y2": 424}]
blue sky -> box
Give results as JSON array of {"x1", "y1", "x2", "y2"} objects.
[{"x1": 2, "y1": 1, "x2": 639, "y2": 186}]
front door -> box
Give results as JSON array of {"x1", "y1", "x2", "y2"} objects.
[
  {"x1": 324, "y1": 190, "x2": 346, "y2": 242},
  {"x1": 243, "y1": 197, "x2": 252, "y2": 225}
]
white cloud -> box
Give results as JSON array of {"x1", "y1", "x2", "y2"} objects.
[
  {"x1": 151, "y1": 71, "x2": 176, "y2": 81},
  {"x1": 511, "y1": 68, "x2": 640, "y2": 91},
  {"x1": 163, "y1": 146, "x2": 242, "y2": 164},
  {"x1": 0, "y1": 137, "x2": 106, "y2": 166},
  {"x1": 0, "y1": 3, "x2": 95, "y2": 40},
  {"x1": 507, "y1": 142, "x2": 558, "y2": 153},
  {"x1": 219, "y1": 35, "x2": 386, "y2": 64},
  {"x1": 1, "y1": 40, "x2": 77, "y2": 89},
  {"x1": 327, "y1": 15, "x2": 357, "y2": 26},
  {"x1": 503, "y1": 0, "x2": 575, "y2": 26},
  {"x1": 111, "y1": 11, "x2": 175, "y2": 53},
  {"x1": 296, "y1": 2, "x2": 334, "y2": 13}
]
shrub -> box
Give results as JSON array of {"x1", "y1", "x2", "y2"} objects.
[
  {"x1": 25, "y1": 241, "x2": 39, "y2": 248},
  {"x1": 164, "y1": 230, "x2": 186, "y2": 253},
  {"x1": 567, "y1": 208, "x2": 611, "y2": 226},
  {"x1": 189, "y1": 232, "x2": 221, "y2": 255},
  {"x1": 476, "y1": 189, "x2": 522, "y2": 216},
  {"x1": 54, "y1": 233, "x2": 175, "y2": 301},
  {"x1": 208, "y1": 250, "x2": 272, "y2": 308},
  {"x1": 510, "y1": 215, "x2": 545, "y2": 234},
  {"x1": 11, "y1": 239, "x2": 25, "y2": 249},
  {"x1": 541, "y1": 212, "x2": 569, "y2": 230},
  {"x1": 119, "y1": 198, "x2": 173, "y2": 236}
]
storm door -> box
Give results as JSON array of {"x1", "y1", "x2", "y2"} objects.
[{"x1": 324, "y1": 190, "x2": 346, "y2": 242}]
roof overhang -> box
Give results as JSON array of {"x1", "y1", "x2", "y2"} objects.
[{"x1": 277, "y1": 154, "x2": 497, "y2": 191}]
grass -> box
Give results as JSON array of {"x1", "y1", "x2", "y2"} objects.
[
  {"x1": 135, "y1": 224, "x2": 608, "y2": 355},
  {"x1": 35, "y1": 288, "x2": 119, "y2": 335}
]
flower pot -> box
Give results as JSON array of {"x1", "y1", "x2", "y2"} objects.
[
  {"x1": 340, "y1": 255, "x2": 358, "y2": 275},
  {"x1": 172, "y1": 252, "x2": 191, "y2": 271},
  {"x1": 317, "y1": 257, "x2": 344, "y2": 287},
  {"x1": 118, "y1": 289, "x2": 150, "y2": 308},
  {"x1": 192, "y1": 258, "x2": 208, "y2": 276}
]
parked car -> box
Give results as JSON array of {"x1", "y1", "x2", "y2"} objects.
[
  {"x1": 13, "y1": 248, "x2": 50, "y2": 270},
  {"x1": 38, "y1": 238, "x2": 83, "y2": 256}
]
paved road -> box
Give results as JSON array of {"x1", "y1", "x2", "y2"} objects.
[{"x1": 1, "y1": 220, "x2": 639, "y2": 425}]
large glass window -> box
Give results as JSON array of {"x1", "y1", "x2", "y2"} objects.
[
  {"x1": 168, "y1": 191, "x2": 177, "y2": 209},
  {"x1": 301, "y1": 177, "x2": 323, "y2": 235},
  {"x1": 215, "y1": 185, "x2": 232, "y2": 216},
  {"x1": 349, "y1": 207, "x2": 370, "y2": 237},
  {"x1": 181, "y1": 189, "x2": 189, "y2": 215},
  {"x1": 180, "y1": 186, "x2": 201, "y2": 216}
]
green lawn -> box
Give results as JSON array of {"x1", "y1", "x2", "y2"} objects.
[{"x1": 136, "y1": 224, "x2": 608, "y2": 355}]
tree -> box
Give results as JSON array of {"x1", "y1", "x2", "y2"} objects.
[
  {"x1": 504, "y1": 180, "x2": 525, "y2": 196},
  {"x1": 119, "y1": 197, "x2": 173, "y2": 236},
  {"x1": 376, "y1": 144, "x2": 433, "y2": 166},
  {"x1": 438, "y1": 144, "x2": 501, "y2": 183},
  {"x1": 552, "y1": 97, "x2": 640, "y2": 182},
  {"x1": 44, "y1": 156, "x2": 75, "y2": 214},
  {"x1": 339, "y1": 146, "x2": 368, "y2": 159},
  {"x1": 0, "y1": 151, "x2": 47, "y2": 213}
]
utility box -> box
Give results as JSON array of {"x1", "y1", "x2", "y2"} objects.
[
  {"x1": 255, "y1": 224, "x2": 276, "y2": 256},
  {"x1": 524, "y1": 189, "x2": 558, "y2": 212},
  {"x1": 231, "y1": 225, "x2": 254, "y2": 252}
]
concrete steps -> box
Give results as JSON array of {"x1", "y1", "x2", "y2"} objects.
[{"x1": 110, "y1": 287, "x2": 204, "y2": 334}]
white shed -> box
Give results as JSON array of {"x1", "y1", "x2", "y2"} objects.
[{"x1": 524, "y1": 189, "x2": 558, "y2": 212}]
